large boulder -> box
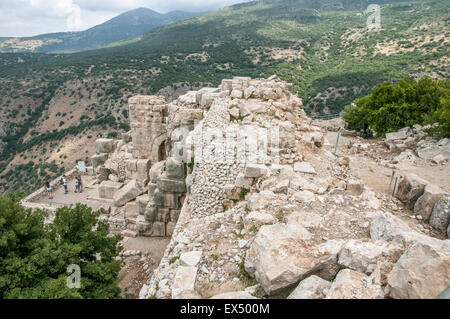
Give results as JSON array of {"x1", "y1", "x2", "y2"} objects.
[
  {"x1": 244, "y1": 164, "x2": 268, "y2": 178},
  {"x1": 114, "y1": 180, "x2": 145, "y2": 207},
  {"x1": 414, "y1": 184, "x2": 447, "y2": 221},
  {"x1": 387, "y1": 242, "x2": 450, "y2": 299},
  {"x1": 293, "y1": 162, "x2": 316, "y2": 175},
  {"x1": 396, "y1": 174, "x2": 429, "y2": 210},
  {"x1": 98, "y1": 181, "x2": 123, "y2": 199},
  {"x1": 325, "y1": 269, "x2": 384, "y2": 299},
  {"x1": 385, "y1": 131, "x2": 408, "y2": 142},
  {"x1": 287, "y1": 275, "x2": 331, "y2": 299},
  {"x1": 338, "y1": 239, "x2": 404, "y2": 284},
  {"x1": 370, "y1": 212, "x2": 442, "y2": 248},
  {"x1": 429, "y1": 196, "x2": 450, "y2": 236},
  {"x1": 244, "y1": 223, "x2": 318, "y2": 295}
]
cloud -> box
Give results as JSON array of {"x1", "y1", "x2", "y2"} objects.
[{"x1": 0, "y1": 0, "x2": 252, "y2": 37}]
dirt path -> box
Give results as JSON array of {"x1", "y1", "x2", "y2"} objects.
[{"x1": 325, "y1": 132, "x2": 450, "y2": 194}]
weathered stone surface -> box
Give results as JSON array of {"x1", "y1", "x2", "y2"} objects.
[
  {"x1": 235, "y1": 173, "x2": 253, "y2": 189},
  {"x1": 210, "y1": 291, "x2": 257, "y2": 299},
  {"x1": 180, "y1": 251, "x2": 203, "y2": 267},
  {"x1": 166, "y1": 222, "x2": 176, "y2": 237},
  {"x1": 325, "y1": 269, "x2": 384, "y2": 299},
  {"x1": 294, "y1": 191, "x2": 316, "y2": 203},
  {"x1": 247, "y1": 190, "x2": 279, "y2": 211},
  {"x1": 165, "y1": 158, "x2": 185, "y2": 179},
  {"x1": 414, "y1": 184, "x2": 447, "y2": 221},
  {"x1": 99, "y1": 181, "x2": 123, "y2": 199},
  {"x1": 244, "y1": 164, "x2": 268, "y2": 178},
  {"x1": 293, "y1": 162, "x2": 316, "y2": 175},
  {"x1": 279, "y1": 165, "x2": 294, "y2": 181},
  {"x1": 387, "y1": 242, "x2": 450, "y2": 299},
  {"x1": 152, "y1": 221, "x2": 166, "y2": 237},
  {"x1": 125, "y1": 201, "x2": 139, "y2": 218},
  {"x1": 338, "y1": 239, "x2": 404, "y2": 284},
  {"x1": 91, "y1": 153, "x2": 109, "y2": 169},
  {"x1": 114, "y1": 180, "x2": 144, "y2": 207},
  {"x1": 244, "y1": 211, "x2": 277, "y2": 228},
  {"x1": 396, "y1": 174, "x2": 428, "y2": 210},
  {"x1": 157, "y1": 178, "x2": 186, "y2": 193},
  {"x1": 136, "y1": 215, "x2": 152, "y2": 235},
  {"x1": 289, "y1": 174, "x2": 319, "y2": 193},
  {"x1": 385, "y1": 131, "x2": 408, "y2": 142},
  {"x1": 95, "y1": 138, "x2": 116, "y2": 153},
  {"x1": 150, "y1": 161, "x2": 165, "y2": 183},
  {"x1": 136, "y1": 194, "x2": 150, "y2": 215},
  {"x1": 429, "y1": 196, "x2": 450, "y2": 235},
  {"x1": 370, "y1": 212, "x2": 441, "y2": 247},
  {"x1": 244, "y1": 223, "x2": 316, "y2": 295},
  {"x1": 287, "y1": 275, "x2": 331, "y2": 299},
  {"x1": 172, "y1": 266, "x2": 198, "y2": 299},
  {"x1": 346, "y1": 179, "x2": 364, "y2": 196},
  {"x1": 136, "y1": 159, "x2": 151, "y2": 184}
]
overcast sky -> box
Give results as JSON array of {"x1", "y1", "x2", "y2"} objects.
[{"x1": 0, "y1": 0, "x2": 252, "y2": 37}]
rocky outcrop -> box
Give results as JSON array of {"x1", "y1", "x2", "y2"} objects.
[
  {"x1": 287, "y1": 275, "x2": 331, "y2": 299},
  {"x1": 429, "y1": 196, "x2": 450, "y2": 235},
  {"x1": 396, "y1": 174, "x2": 428, "y2": 210},
  {"x1": 414, "y1": 184, "x2": 447, "y2": 221},
  {"x1": 387, "y1": 241, "x2": 450, "y2": 299},
  {"x1": 325, "y1": 269, "x2": 384, "y2": 299}
]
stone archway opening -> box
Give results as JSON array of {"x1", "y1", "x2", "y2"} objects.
[{"x1": 158, "y1": 141, "x2": 167, "y2": 162}]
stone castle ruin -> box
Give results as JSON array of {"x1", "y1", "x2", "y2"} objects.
[{"x1": 22, "y1": 75, "x2": 450, "y2": 299}]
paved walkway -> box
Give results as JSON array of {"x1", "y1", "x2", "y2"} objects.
[{"x1": 37, "y1": 175, "x2": 110, "y2": 211}]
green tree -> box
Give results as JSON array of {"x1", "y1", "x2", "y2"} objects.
[{"x1": 0, "y1": 194, "x2": 123, "y2": 299}]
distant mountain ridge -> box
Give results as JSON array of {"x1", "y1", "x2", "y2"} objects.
[{"x1": 0, "y1": 8, "x2": 204, "y2": 53}]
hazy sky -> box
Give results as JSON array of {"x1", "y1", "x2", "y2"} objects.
[{"x1": 0, "y1": 0, "x2": 252, "y2": 37}]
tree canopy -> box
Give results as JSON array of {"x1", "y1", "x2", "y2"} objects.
[
  {"x1": 343, "y1": 77, "x2": 450, "y2": 138},
  {"x1": 0, "y1": 194, "x2": 123, "y2": 299}
]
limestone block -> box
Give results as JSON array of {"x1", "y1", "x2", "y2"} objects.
[
  {"x1": 165, "y1": 157, "x2": 185, "y2": 179},
  {"x1": 231, "y1": 89, "x2": 243, "y2": 99},
  {"x1": 114, "y1": 180, "x2": 144, "y2": 207},
  {"x1": 136, "y1": 215, "x2": 152, "y2": 235},
  {"x1": 91, "y1": 153, "x2": 109, "y2": 169},
  {"x1": 244, "y1": 164, "x2": 268, "y2": 178},
  {"x1": 150, "y1": 161, "x2": 165, "y2": 183},
  {"x1": 293, "y1": 162, "x2": 316, "y2": 175},
  {"x1": 387, "y1": 242, "x2": 450, "y2": 299},
  {"x1": 244, "y1": 211, "x2": 277, "y2": 228},
  {"x1": 166, "y1": 222, "x2": 176, "y2": 237},
  {"x1": 338, "y1": 239, "x2": 404, "y2": 284},
  {"x1": 148, "y1": 182, "x2": 157, "y2": 196},
  {"x1": 170, "y1": 209, "x2": 181, "y2": 222},
  {"x1": 385, "y1": 131, "x2": 408, "y2": 142},
  {"x1": 429, "y1": 196, "x2": 450, "y2": 235},
  {"x1": 180, "y1": 251, "x2": 203, "y2": 267},
  {"x1": 287, "y1": 276, "x2": 331, "y2": 299},
  {"x1": 156, "y1": 208, "x2": 170, "y2": 223},
  {"x1": 136, "y1": 194, "x2": 150, "y2": 215},
  {"x1": 370, "y1": 212, "x2": 442, "y2": 248},
  {"x1": 152, "y1": 222, "x2": 166, "y2": 237},
  {"x1": 414, "y1": 184, "x2": 447, "y2": 221},
  {"x1": 235, "y1": 173, "x2": 252, "y2": 189},
  {"x1": 95, "y1": 138, "x2": 116, "y2": 153},
  {"x1": 396, "y1": 174, "x2": 428, "y2": 210},
  {"x1": 144, "y1": 202, "x2": 157, "y2": 222},
  {"x1": 172, "y1": 266, "x2": 198, "y2": 299},
  {"x1": 157, "y1": 178, "x2": 187, "y2": 193},
  {"x1": 99, "y1": 181, "x2": 123, "y2": 199},
  {"x1": 96, "y1": 166, "x2": 111, "y2": 183},
  {"x1": 325, "y1": 269, "x2": 384, "y2": 299},
  {"x1": 244, "y1": 223, "x2": 315, "y2": 295},
  {"x1": 136, "y1": 159, "x2": 151, "y2": 184},
  {"x1": 125, "y1": 202, "x2": 139, "y2": 218}
]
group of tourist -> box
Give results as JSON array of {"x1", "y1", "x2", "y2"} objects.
[{"x1": 45, "y1": 174, "x2": 83, "y2": 199}]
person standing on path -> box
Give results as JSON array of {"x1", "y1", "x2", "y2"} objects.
[
  {"x1": 62, "y1": 175, "x2": 68, "y2": 194},
  {"x1": 45, "y1": 182, "x2": 53, "y2": 200}
]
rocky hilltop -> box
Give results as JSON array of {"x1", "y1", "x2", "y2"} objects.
[{"x1": 43, "y1": 75, "x2": 449, "y2": 299}]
